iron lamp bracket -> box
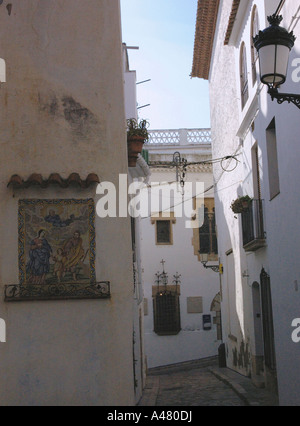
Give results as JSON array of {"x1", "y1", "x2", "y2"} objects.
[
  {"x1": 268, "y1": 87, "x2": 300, "y2": 109},
  {"x1": 200, "y1": 260, "x2": 222, "y2": 274}
]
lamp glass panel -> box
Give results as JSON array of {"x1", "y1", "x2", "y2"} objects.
[
  {"x1": 275, "y1": 44, "x2": 290, "y2": 79},
  {"x1": 259, "y1": 44, "x2": 290, "y2": 85}
]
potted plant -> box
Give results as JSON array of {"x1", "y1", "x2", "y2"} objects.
[
  {"x1": 127, "y1": 118, "x2": 149, "y2": 167},
  {"x1": 230, "y1": 195, "x2": 252, "y2": 214}
]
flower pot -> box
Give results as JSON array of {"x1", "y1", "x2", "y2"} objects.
[
  {"x1": 230, "y1": 196, "x2": 252, "y2": 214},
  {"x1": 127, "y1": 135, "x2": 145, "y2": 167}
]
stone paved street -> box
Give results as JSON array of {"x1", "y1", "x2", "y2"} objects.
[
  {"x1": 154, "y1": 368, "x2": 244, "y2": 406},
  {"x1": 138, "y1": 359, "x2": 279, "y2": 407}
]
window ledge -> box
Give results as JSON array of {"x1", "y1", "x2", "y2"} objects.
[
  {"x1": 243, "y1": 238, "x2": 266, "y2": 252},
  {"x1": 155, "y1": 330, "x2": 181, "y2": 336}
]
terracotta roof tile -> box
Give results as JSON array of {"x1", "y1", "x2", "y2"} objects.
[
  {"x1": 191, "y1": 0, "x2": 242, "y2": 78},
  {"x1": 191, "y1": 0, "x2": 220, "y2": 80},
  {"x1": 7, "y1": 173, "x2": 100, "y2": 189},
  {"x1": 224, "y1": 0, "x2": 241, "y2": 45}
]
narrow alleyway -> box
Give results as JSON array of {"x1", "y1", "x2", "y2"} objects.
[{"x1": 138, "y1": 358, "x2": 279, "y2": 407}]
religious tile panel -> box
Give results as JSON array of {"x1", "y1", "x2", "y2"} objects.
[{"x1": 5, "y1": 199, "x2": 110, "y2": 301}]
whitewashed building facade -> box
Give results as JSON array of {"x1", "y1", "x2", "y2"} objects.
[
  {"x1": 192, "y1": 0, "x2": 300, "y2": 406},
  {"x1": 140, "y1": 129, "x2": 222, "y2": 369}
]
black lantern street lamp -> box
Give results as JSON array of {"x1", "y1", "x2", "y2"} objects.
[{"x1": 253, "y1": 14, "x2": 300, "y2": 109}]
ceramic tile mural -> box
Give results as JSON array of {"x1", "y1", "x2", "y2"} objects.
[{"x1": 18, "y1": 199, "x2": 96, "y2": 286}]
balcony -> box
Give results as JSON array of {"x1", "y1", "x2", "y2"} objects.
[
  {"x1": 242, "y1": 199, "x2": 266, "y2": 252},
  {"x1": 148, "y1": 128, "x2": 211, "y2": 145}
]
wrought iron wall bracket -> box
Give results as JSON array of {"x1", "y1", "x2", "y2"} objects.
[
  {"x1": 268, "y1": 87, "x2": 300, "y2": 109},
  {"x1": 4, "y1": 281, "x2": 111, "y2": 302},
  {"x1": 200, "y1": 261, "x2": 221, "y2": 273}
]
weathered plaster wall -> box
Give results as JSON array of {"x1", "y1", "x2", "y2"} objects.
[{"x1": 0, "y1": 0, "x2": 134, "y2": 406}]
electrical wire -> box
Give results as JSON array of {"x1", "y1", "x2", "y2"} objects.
[
  {"x1": 140, "y1": 184, "x2": 215, "y2": 220},
  {"x1": 136, "y1": 150, "x2": 242, "y2": 220},
  {"x1": 220, "y1": 155, "x2": 240, "y2": 172},
  {"x1": 149, "y1": 154, "x2": 241, "y2": 173}
]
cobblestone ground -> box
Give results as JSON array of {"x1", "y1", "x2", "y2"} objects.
[
  {"x1": 152, "y1": 367, "x2": 244, "y2": 406},
  {"x1": 138, "y1": 359, "x2": 279, "y2": 407}
]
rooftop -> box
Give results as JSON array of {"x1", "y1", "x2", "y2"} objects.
[
  {"x1": 191, "y1": 0, "x2": 241, "y2": 79},
  {"x1": 148, "y1": 128, "x2": 211, "y2": 146}
]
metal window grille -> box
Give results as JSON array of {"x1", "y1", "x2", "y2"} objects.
[
  {"x1": 199, "y1": 208, "x2": 218, "y2": 255},
  {"x1": 156, "y1": 220, "x2": 171, "y2": 244},
  {"x1": 241, "y1": 199, "x2": 266, "y2": 248},
  {"x1": 153, "y1": 291, "x2": 181, "y2": 336}
]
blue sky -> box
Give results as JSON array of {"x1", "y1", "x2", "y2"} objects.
[{"x1": 120, "y1": 0, "x2": 211, "y2": 130}]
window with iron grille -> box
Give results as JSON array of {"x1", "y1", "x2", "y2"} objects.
[
  {"x1": 151, "y1": 213, "x2": 176, "y2": 246},
  {"x1": 153, "y1": 290, "x2": 181, "y2": 336},
  {"x1": 199, "y1": 207, "x2": 218, "y2": 255},
  {"x1": 156, "y1": 220, "x2": 172, "y2": 244}
]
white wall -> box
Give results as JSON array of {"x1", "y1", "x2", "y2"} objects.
[
  {"x1": 252, "y1": 3, "x2": 300, "y2": 404},
  {"x1": 209, "y1": 0, "x2": 253, "y2": 377},
  {"x1": 208, "y1": 0, "x2": 300, "y2": 404},
  {"x1": 141, "y1": 165, "x2": 221, "y2": 368}
]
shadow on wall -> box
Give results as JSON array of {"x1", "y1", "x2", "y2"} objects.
[{"x1": 215, "y1": 184, "x2": 252, "y2": 377}]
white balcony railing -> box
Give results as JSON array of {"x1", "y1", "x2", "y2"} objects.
[{"x1": 148, "y1": 129, "x2": 211, "y2": 145}]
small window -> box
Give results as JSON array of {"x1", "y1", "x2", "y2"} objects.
[
  {"x1": 240, "y1": 43, "x2": 249, "y2": 109},
  {"x1": 151, "y1": 212, "x2": 176, "y2": 246},
  {"x1": 156, "y1": 220, "x2": 171, "y2": 244}
]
